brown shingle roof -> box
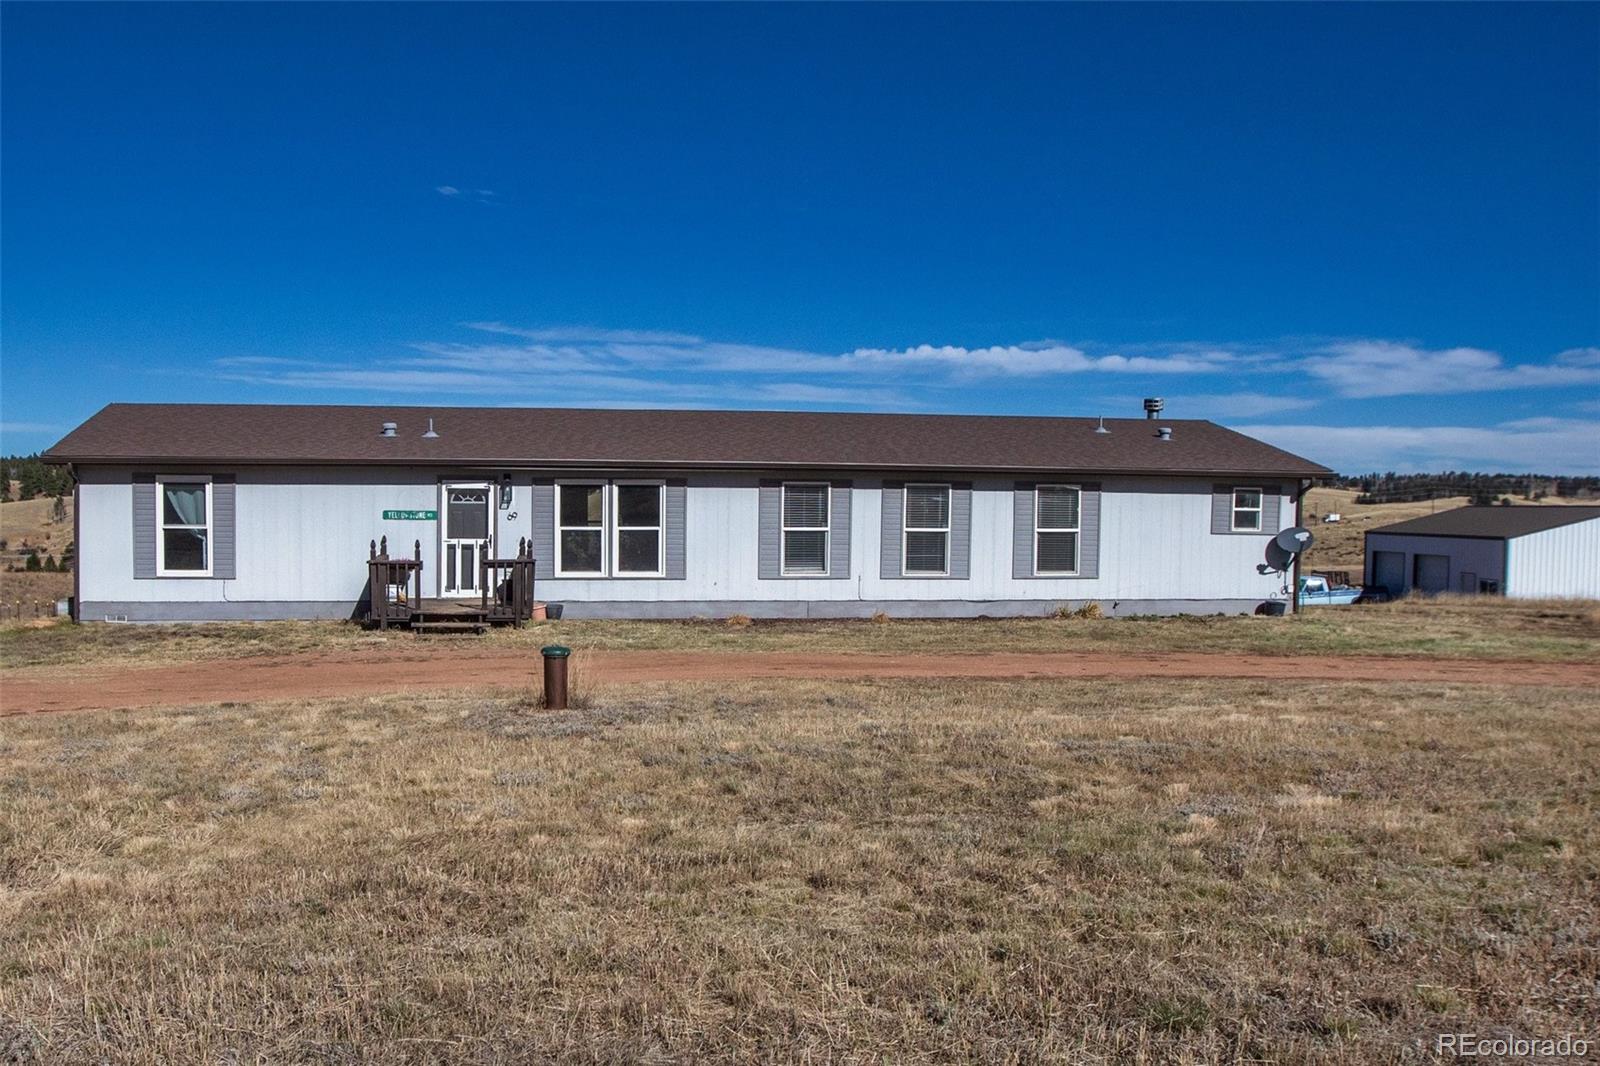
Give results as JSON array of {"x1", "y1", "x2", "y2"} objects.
[
  {"x1": 1367, "y1": 505, "x2": 1600, "y2": 540},
  {"x1": 44, "y1": 403, "x2": 1332, "y2": 477}
]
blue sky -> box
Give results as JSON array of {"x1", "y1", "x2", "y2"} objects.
[{"x1": 3, "y1": 3, "x2": 1597, "y2": 474}]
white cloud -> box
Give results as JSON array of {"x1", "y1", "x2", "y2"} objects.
[
  {"x1": 410, "y1": 325, "x2": 1231, "y2": 382},
  {"x1": 838, "y1": 344, "x2": 1232, "y2": 377},
  {"x1": 0, "y1": 420, "x2": 63, "y2": 435},
  {"x1": 1238, "y1": 418, "x2": 1600, "y2": 475},
  {"x1": 1556, "y1": 346, "x2": 1600, "y2": 367},
  {"x1": 434, "y1": 185, "x2": 460, "y2": 197},
  {"x1": 1303, "y1": 340, "x2": 1600, "y2": 398},
  {"x1": 202, "y1": 323, "x2": 1600, "y2": 472}
]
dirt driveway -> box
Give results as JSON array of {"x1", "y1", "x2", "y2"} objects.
[{"x1": 5, "y1": 648, "x2": 1598, "y2": 716}]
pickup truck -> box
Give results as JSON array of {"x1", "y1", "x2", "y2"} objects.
[{"x1": 1297, "y1": 574, "x2": 1363, "y2": 607}]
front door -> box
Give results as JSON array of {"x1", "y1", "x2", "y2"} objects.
[{"x1": 441, "y1": 483, "x2": 491, "y2": 596}]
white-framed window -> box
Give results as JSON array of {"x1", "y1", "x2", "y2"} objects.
[
  {"x1": 1034, "y1": 484, "x2": 1080, "y2": 576},
  {"x1": 1231, "y1": 487, "x2": 1263, "y2": 532},
  {"x1": 612, "y1": 480, "x2": 665, "y2": 577},
  {"x1": 556, "y1": 481, "x2": 607, "y2": 575},
  {"x1": 903, "y1": 483, "x2": 950, "y2": 576},
  {"x1": 155, "y1": 475, "x2": 213, "y2": 577},
  {"x1": 781, "y1": 482, "x2": 830, "y2": 576}
]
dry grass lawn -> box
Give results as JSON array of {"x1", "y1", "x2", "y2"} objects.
[
  {"x1": 5, "y1": 596, "x2": 1599, "y2": 671},
  {"x1": 1, "y1": 677, "x2": 1596, "y2": 1063}
]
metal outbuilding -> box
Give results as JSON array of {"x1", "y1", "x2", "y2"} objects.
[{"x1": 1364, "y1": 506, "x2": 1600, "y2": 599}]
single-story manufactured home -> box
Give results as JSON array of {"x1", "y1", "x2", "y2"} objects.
[
  {"x1": 1364, "y1": 505, "x2": 1600, "y2": 600},
  {"x1": 44, "y1": 403, "x2": 1332, "y2": 622}
]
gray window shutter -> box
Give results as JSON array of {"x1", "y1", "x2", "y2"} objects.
[
  {"x1": 950, "y1": 482, "x2": 972, "y2": 580},
  {"x1": 829, "y1": 481, "x2": 851, "y2": 580},
  {"x1": 758, "y1": 480, "x2": 781, "y2": 579},
  {"x1": 880, "y1": 481, "x2": 904, "y2": 579},
  {"x1": 1077, "y1": 482, "x2": 1101, "y2": 580},
  {"x1": 213, "y1": 476, "x2": 237, "y2": 580},
  {"x1": 1213, "y1": 483, "x2": 1280, "y2": 534},
  {"x1": 530, "y1": 480, "x2": 554, "y2": 572},
  {"x1": 1211, "y1": 484, "x2": 1233, "y2": 535},
  {"x1": 133, "y1": 474, "x2": 156, "y2": 579},
  {"x1": 1012, "y1": 482, "x2": 1035, "y2": 579},
  {"x1": 665, "y1": 479, "x2": 687, "y2": 580}
]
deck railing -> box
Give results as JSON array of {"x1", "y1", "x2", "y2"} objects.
[
  {"x1": 368, "y1": 536, "x2": 537, "y2": 630},
  {"x1": 367, "y1": 536, "x2": 423, "y2": 630},
  {"x1": 479, "y1": 537, "x2": 538, "y2": 626}
]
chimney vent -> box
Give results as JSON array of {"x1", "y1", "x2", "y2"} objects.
[
  {"x1": 1094, "y1": 416, "x2": 1110, "y2": 434},
  {"x1": 380, "y1": 422, "x2": 398, "y2": 438},
  {"x1": 422, "y1": 418, "x2": 440, "y2": 439},
  {"x1": 1157, "y1": 426, "x2": 1174, "y2": 441},
  {"x1": 1143, "y1": 397, "x2": 1165, "y2": 419}
]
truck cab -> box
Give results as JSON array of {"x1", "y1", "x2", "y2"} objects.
[{"x1": 1297, "y1": 574, "x2": 1362, "y2": 607}]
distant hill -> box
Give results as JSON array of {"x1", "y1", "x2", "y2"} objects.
[{"x1": 1326, "y1": 472, "x2": 1600, "y2": 506}]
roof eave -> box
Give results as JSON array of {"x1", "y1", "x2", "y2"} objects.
[{"x1": 45, "y1": 452, "x2": 1331, "y2": 478}]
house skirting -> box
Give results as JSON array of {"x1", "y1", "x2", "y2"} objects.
[{"x1": 80, "y1": 598, "x2": 1268, "y2": 622}]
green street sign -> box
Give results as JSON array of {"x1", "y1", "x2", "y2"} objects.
[{"x1": 382, "y1": 509, "x2": 437, "y2": 520}]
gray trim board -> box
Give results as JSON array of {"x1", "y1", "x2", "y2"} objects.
[
  {"x1": 1212, "y1": 483, "x2": 1282, "y2": 535},
  {"x1": 664, "y1": 478, "x2": 687, "y2": 580},
  {"x1": 551, "y1": 598, "x2": 1266, "y2": 620},
  {"x1": 212, "y1": 475, "x2": 236, "y2": 580},
  {"x1": 132, "y1": 473, "x2": 235, "y2": 580},
  {"x1": 132, "y1": 474, "x2": 156, "y2": 578},
  {"x1": 880, "y1": 480, "x2": 904, "y2": 579},
  {"x1": 529, "y1": 479, "x2": 555, "y2": 573},
  {"x1": 883, "y1": 481, "x2": 971, "y2": 579},
  {"x1": 759, "y1": 479, "x2": 852, "y2": 580},
  {"x1": 1013, "y1": 481, "x2": 1101, "y2": 579},
  {"x1": 78, "y1": 596, "x2": 1269, "y2": 623},
  {"x1": 81, "y1": 601, "x2": 366, "y2": 623}
]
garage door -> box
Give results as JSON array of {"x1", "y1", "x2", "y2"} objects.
[
  {"x1": 1413, "y1": 553, "x2": 1449, "y2": 595},
  {"x1": 1373, "y1": 551, "x2": 1405, "y2": 596}
]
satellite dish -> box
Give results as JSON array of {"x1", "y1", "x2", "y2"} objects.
[
  {"x1": 1275, "y1": 526, "x2": 1314, "y2": 553},
  {"x1": 1262, "y1": 526, "x2": 1314, "y2": 574}
]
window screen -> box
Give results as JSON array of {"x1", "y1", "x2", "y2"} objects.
[
  {"x1": 782, "y1": 483, "x2": 830, "y2": 575},
  {"x1": 615, "y1": 483, "x2": 663, "y2": 574},
  {"x1": 1035, "y1": 485, "x2": 1081, "y2": 575},
  {"x1": 159, "y1": 481, "x2": 210, "y2": 574},
  {"x1": 557, "y1": 484, "x2": 606, "y2": 574},
  {"x1": 904, "y1": 484, "x2": 950, "y2": 575}
]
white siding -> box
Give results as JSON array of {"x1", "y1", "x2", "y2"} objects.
[
  {"x1": 1505, "y1": 518, "x2": 1600, "y2": 598},
  {"x1": 79, "y1": 466, "x2": 1297, "y2": 615}
]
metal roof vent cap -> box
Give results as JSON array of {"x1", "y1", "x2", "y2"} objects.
[
  {"x1": 1094, "y1": 416, "x2": 1110, "y2": 434},
  {"x1": 380, "y1": 421, "x2": 398, "y2": 438},
  {"x1": 422, "y1": 418, "x2": 440, "y2": 439},
  {"x1": 1157, "y1": 426, "x2": 1174, "y2": 441},
  {"x1": 1143, "y1": 397, "x2": 1165, "y2": 419}
]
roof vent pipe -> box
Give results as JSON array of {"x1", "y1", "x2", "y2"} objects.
[
  {"x1": 380, "y1": 422, "x2": 398, "y2": 438},
  {"x1": 1094, "y1": 416, "x2": 1110, "y2": 434},
  {"x1": 1143, "y1": 397, "x2": 1165, "y2": 419},
  {"x1": 422, "y1": 418, "x2": 440, "y2": 439},
  {"x1": 1157, "y1": 426, "x2": 1174, "y2": 441}
]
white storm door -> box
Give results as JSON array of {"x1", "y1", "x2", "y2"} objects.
[{"x1": 442, "y1": 484, "x2": 491, "y2": 596}]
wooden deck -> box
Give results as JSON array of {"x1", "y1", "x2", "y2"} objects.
[{"x1": 366, "y1": 537, "x2": 538, "y2": 634}]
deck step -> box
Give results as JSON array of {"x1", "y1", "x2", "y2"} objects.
[{"x1": 412, "y1": 620, "x2": 487, "y2": 635}]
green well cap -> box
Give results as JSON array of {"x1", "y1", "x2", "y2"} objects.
[{"x1": 541, "y1": 645, "x2": 572, "y2": 658}]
